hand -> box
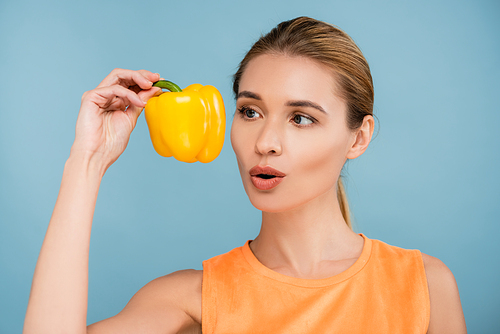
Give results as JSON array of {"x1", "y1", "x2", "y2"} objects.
[{"x1": 71, "y1": 68, "x2": 161, "y2": 171}]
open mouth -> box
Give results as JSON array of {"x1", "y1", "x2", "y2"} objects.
[
  {"x1": 250, "y1": 174, "x2": 284, "y2": 190},
  {"x1": 249, "y1": 165, "x2": 286, "y2": 190},
  {"x1": 256, "y1": 174, "x2": 277, "y2": 179}
]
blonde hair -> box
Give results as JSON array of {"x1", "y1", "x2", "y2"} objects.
[{"x1": 233, "y1": 17, "x2": 374, "y2": 229}]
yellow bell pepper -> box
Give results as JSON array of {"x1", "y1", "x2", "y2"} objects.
[{"x1": 145, "y1": 80, "x2": 225, "y2": 163}]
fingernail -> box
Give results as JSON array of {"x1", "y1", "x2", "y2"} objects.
[{"x1": 155, "y1": 73, "x2": 160, "y2": 80}]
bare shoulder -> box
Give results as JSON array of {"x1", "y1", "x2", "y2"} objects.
[
  {"x1": 142, "y1": 269, "x2": 203, "y2": 323},
  {"x1": 88, "y1": 269, "x2": 202, "y2": 334},
  {"x1": 421, "y1": 253, "x2": 467, "y2": 334},
  {"x1": 422, "y1": 253, "x2": 455, "y2": 283}
]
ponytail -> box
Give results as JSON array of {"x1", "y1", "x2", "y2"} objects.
[{"x1": 337, "y1": 177, "x2": 352, "y2": 229}]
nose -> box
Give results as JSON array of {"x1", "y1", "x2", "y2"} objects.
[{"x1": 255, "y1": 122, "x2": 283, "y2": 156}]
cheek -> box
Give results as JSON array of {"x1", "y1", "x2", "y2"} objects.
[
  {"x1": 287, "y1": 131, "x2": 348, "y2": 191},
  {"x1": 230, "y1": 121, "x2": 243, "y2": 161},
  {"x1": 230, "y1": 121, "x2": 250, "y2": 171},
  {"x1": 230, "y1": 121, "x2": 257, "y2": 199}
]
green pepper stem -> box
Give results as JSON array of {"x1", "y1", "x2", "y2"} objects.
[{"x1": 152, "y1": 80, "x2": 182, "y2": 92}]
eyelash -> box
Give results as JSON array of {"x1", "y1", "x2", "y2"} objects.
[{"x1": 237, "y1": 106, "x2": 317, "y2": 128}]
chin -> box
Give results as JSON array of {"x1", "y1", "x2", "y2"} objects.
[
  {"x1": 244, "y1": 180, "x2": 338, "y2": 214},
  {"x1": 245, "y1": 188, "x2": 308, "y2": 213},
  {"x1": 249, "y1": 199, "x2": 294, "y2": 213}
]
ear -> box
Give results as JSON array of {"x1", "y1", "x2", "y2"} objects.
[{"x1": 346, "y1": 115, "x2": 374, "y2": 159}]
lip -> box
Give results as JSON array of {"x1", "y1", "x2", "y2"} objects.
[
  {"x1": 249, "y1": 165, "x2": 286, "y2": 177},
  {"x1": 249, "y1": 165, "x2": 286, "y2": 190}
]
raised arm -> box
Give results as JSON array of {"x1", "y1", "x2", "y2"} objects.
[{"x1": 23, "y1": 69, "x2": 168, "y2": 333}]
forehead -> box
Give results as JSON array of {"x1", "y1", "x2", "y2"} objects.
[{"x1": 239, "y1": 54, "x2": 343, "y2": 107}]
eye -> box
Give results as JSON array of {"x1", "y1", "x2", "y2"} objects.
[
  {"x1": 292, "y1": 114, "x2": 313, "y2": 126},
  {"x1": 238, "y1": 106, "x2": 261, "y2": 120}
]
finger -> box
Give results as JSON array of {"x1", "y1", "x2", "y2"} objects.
[
  {"x1": 125, "y1": 86, "x2": 162, "y2": 118},
  {"x1": 97, "y1": 69, "x2": 159, "y2": 90},
  {"x1": 85, "y1": 85, "x2": 146, "y2": 110},
  {"x1": 153, "y1": 87, "x2": 164, "y2": 97},
  {"x1": 105, "y1": 95, "x2": 130, "y2": 112},
  {"x1": 129, "y1": 71, "x2": 162, "y2": 94},
  {"x1": 121, "y1": 86, "x2": 161, "y2": 105},
  {"x1": 128, "y1": 83, "x2": 160, "y2": 95},
  {"x1": 138, "y1": 86, "x2": 162, "y2": 102},
  {"x1": 137, "y1": 70, "x2": 161, "y2": 83},
  {"x1": 85, "y1": 92, "x2": 132, "y2": 114}
]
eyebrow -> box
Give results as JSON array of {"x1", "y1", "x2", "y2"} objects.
[
  {"x1": 237, "y1": 91, "x2": 261, "y2": 100},
  {"x1": 286, "y1": 100, "x2": 327, "y2": 114},
  {"x1": 237, "y1": 90, "x2": 327, "y2": 114}
]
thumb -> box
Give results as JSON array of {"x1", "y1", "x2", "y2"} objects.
[{"x1": 127, "y1": 87, "x2": 162, "y2": 118}]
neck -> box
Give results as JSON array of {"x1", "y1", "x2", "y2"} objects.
[{"x1": 250, "y1": 187, "x2": 363, "y2": 278}]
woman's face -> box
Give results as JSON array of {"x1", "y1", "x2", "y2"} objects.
[{"x1": 231, "y1": 54, "x2": 358, "y2": 213}]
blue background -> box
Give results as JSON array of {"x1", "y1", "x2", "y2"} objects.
[{"x1": 1, "y1": 0, "x2": 498, "y2": 332}]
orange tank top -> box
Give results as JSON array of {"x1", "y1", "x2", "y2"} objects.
[{"x1": 202, "y1": 234, "x2": 430, "y2": 333}]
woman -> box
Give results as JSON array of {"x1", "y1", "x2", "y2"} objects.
[{"x1": 24, "y1": 17, "x2": 466, "y2": 333}]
